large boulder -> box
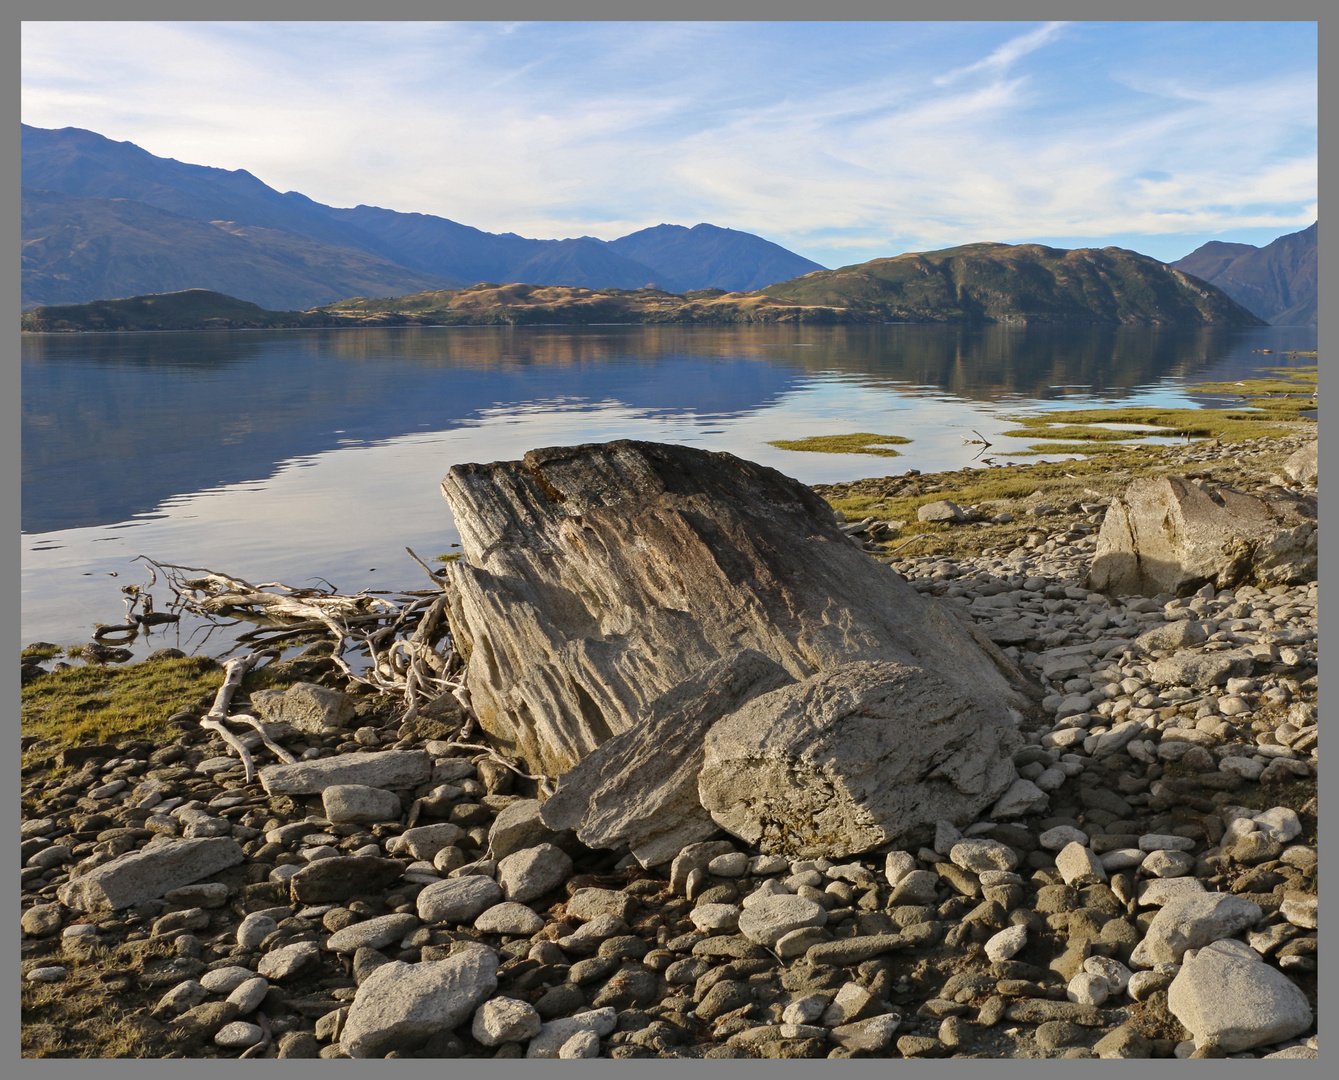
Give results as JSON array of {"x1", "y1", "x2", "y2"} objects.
[
  {"x1": 1087, "y1": 476, "x2": 1316, "y2": 597},
  {"x1": 697, "y1": 660, "x2": 1024, "y2": 858},
  {"x1": 441, "y1": 440, "x2": 1037, "y2": 777},
  {"x1": 539, "y1": 650, "x2": 795, "y2": 868}
]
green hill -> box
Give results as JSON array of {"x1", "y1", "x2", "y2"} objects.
[{"x1": 761, "y1": 242, "x2": 1265, "y2": 326}]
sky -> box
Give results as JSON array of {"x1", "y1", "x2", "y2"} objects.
[{"x1": 21, "y1": 20, "x2": 1318, "y2": 267}]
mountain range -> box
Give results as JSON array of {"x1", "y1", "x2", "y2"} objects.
[
  {"x1": 21, "y1": 124, "x2": 825, "y2": 310},
  {"x1": 1171, "y1": 222, "x2": 1316, "y2": 325}
]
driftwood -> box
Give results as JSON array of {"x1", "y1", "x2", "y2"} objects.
[{"x1": 198, "y1": 649, "x2": 277, "y2": 784}]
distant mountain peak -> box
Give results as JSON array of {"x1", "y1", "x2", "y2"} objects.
[{"x1": 1171, "y1": 222, "x2": 1316, "y2": 324}]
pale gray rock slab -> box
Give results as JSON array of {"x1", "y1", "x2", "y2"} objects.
[
  {"x1": 566, "y1": 888, "x2": 636, "y2": 922},
  {"x1": 917, "y1": 500, "x2": 964, "y2": 523},
  {"x1": 558, "y1": 1030, "x2": 602, "y2": 1058},
  {"x1": 416, "y1": 875, "x2": 503, "y2": 925},
  {"x1": 322, "y1": 784, "x2": 402, "y2": 825},
  {"x1": 525, "y1": 1006, "x2": 619, "y2": 1059},
  {"x1": 440, "y1": 441, "x2": 1038, "y2": 778},
  {"x1": 736, "y1": 893, "x2": 827, "y2": 946},
  {"x1": 326, "y1": 913, "x2": 419, "y2": 953},
  {"x1": 1088, "y1": 476, "x2": 1316, "y2": 597},
  {"x1": 1130, "y1": 893, "x2": 1262, "y2": 967},
  {"x1": 699, "y1": 660, "x2": 1023, "y2": 858},
  {"x1": 56, "y1": 837, "x2": 244, "y2": 913},
  {"x1": 888, "y1": 870, "x2": 939, "y2": 905},
  {"x1": 472, "y1": 996, "x2": 542, "y2": 1047},
  {"x1": 340, "y1": 944, "x2": 499, "y2": 1059},
  {"x1": 495, "y1": 843, "x2": 573, "y2": 903},
  {"x1": 259, "y1": 751, "x2": 430, "y2": 795},
  {"x1": 830, "y1": 1013, "x2": 902, "y2": 1051},
  {"x1": 1133, "y1": 620, "x2": 1207, "y2": 653},
  {"x1": 1137, "y1": 877, "x2": 1206, "y2": 907},
  {"x1": 539, "y1": 650, "x2": 794, "y2": 868},
  {"x1": 1149, "y1": 649, "x2": 1254, "y2": 689},
  {"x1": 1168, "y1": 940, "x2": 1312, "y2": 1053},
  {"x1": 214, "y1": 1021, "x2": 264, "y2": 1049},
  {"x1": 249, "y1": 682, "x2": 355, "y2": 734}
]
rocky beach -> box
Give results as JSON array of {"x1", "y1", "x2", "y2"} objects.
[{"x1": 20, "y1": 432, "x2": 1318, "y2": 1060}]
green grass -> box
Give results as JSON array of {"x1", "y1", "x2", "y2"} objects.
[
  {"x1": 999, "y1": 424, "x2": 1149, "y2": 442},
  {"x1": 1010, "y1": 442, "x2": 1151, "y2": 456},
  {"x1": 20, "y1": 655, "x2": 293, "y2": 771},
  {"x1": 769, "y1": 433, "x2": 912, "y2": 457},
  {"x1": 1002, "y1": 405, "x2": 1311, "y2": 445}
]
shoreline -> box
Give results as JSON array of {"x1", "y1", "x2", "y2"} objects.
[{"x1": 21, "y1": 432, "x2": 1318, "y2": 1059}]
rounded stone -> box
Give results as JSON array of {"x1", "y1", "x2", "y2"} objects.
[
  {"x1": 214, "y1": 1021, "x2": 265, "y2": 1049},
  {"x1": 472, "y1": 996, "x2": 542, "y2": 1047},
  {"x1": 201, "y1": 966, "x2": 257, "y2": 994},
  {"x1": 950, "y1": 838, "x2": 1019, "y2": 873},
  {"x1": 984, "y1": 924, "x2": 1027, "y2": 963},
  {"x1": 226, "y1": 976, "x2": 270, "y2": 1014},
  {"x1": 473, "y1": 902, "x2": 545, "y2": 936},
  {"x1": 737, "y1": 894, "x2": 827, "y2": 946},
  {"x1": 1067, "y1": 971, "x2": 1110, "y2": 1006},
  {"x1": 236, "y1": 913, "x2": 278, "y2": 949},
  {"x1": 689, "y1": 903, "x2": 741, "y2": 933}
]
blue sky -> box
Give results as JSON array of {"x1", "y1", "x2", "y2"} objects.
[{"x1": 21, "y1": 20, "x2": 1317, "y2": 266}]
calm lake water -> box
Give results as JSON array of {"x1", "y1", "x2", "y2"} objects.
[{"x1": 22, "y1": 323, "x2": 1316, "y2": 654}]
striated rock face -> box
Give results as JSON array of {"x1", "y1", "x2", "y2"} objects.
[
  {"x1": 539, "y1": 650, "x2": 795, "y2": 868},
  {"x1": 1087, "y1": 476, "x2": 1316, "y2": 597},
  {"x1": 441, "y1": 440, "x2": 1037, "y2": 777},
  {"x1": 697, "y1": 661, "x2": 1025, "y2": 857}
]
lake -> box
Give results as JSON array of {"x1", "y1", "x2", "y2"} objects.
[{"x1": 22, "y1": 322, "x2": 1316, "y2": 655}]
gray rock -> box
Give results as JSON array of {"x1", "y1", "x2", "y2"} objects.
[
  {"x1": 472, "y1": 996, "x2": 542, "y2": 1047},
  {"x1": 488, "y1": 799, "x2": 566, "y2": 861},
  {"x1": 257, "y1": 941, "x2": 320, "y2": 982},
  {"x1": 525, "y1": 1006, "x2": 619, "y2": 1059},
  {"x1": 440, "y1": 441, "x2": 1036, "y2": 779},
  {"x1": 416, "y1": 875, "x2": 504, "y2": 925},
  {"x1": 989, "y1": 778, "x2": 1050, "y2": 819},
  {"x1": 1133, "y1": 620, "x2": 1208, "y2": 653},
  {"x1": 1149, "y1": 649, "x2": 1254, "y2": 689},
  {"x1": 1055, "y1": 842, "x2": 1107, "y2": 886},
  {"x1": 21, "y1": 903, "x2": 63, "y2": 936},
  {"x1": 1282, "y1": 441, "x2": 1316, "y2": 486},
  {"x1": 474, "y1": 902, "x2": 545, "y2": 936},
  {"x1": 201, "y1": 966, "x2": 256, "y2": 994},
  {"x1": 398, "y1": 823, "x2": 466, "y2": 861},
  {"x1": 1088, "y1": 476, "x2": 1316, "y2": 596},
  {"x1": 322, "y1": 785, "x2": 402, "y2": 825},
  {"x1": 949, "y1": 839, "x2": 1018, "y2": 874},
  {"x1": 699, "y1": 661, "x2": 1024, "y2": 858},
  {"x1": 226, "y1": 976, "x2": 270, "y2": 1014},
  {"x1": 671, "y1": 841, "x2": 738, "y2": 894},
  {"x1": 539, "y1": 651, "x2": 794, "y2": 868},
  {"x1": 1130, "y1": 893, "x2": 1263, "y2": 967},
  {"x1": 214, "y1": 1020, "x2": 265, "y2": 1049},
  {"x1": 566, "y1": 888, "x2": 636, "y2": 922},
  {"x1": 288, "y1": 856, "x2": 404, "y2": 904},
  {"x1": 340, "y1": 944, "x2": 499, "y2": 1058},
  {"x1": 918, "y1": 500, "x2": 965, "y2": 523},
  {"x1": 1168, "y1": 940, "x2": 1312, "y2": 1053},
  {"x1": 57, "y1": 837, "x2": 245, "y2": 913},
  {"x1": 558, "y1": 1030, "x2": 602, "y2": 1058},
  {"x1": 249, "y1": 682, "x2": 355, "y2": 734},
  {"x1": 495, "y1": 844, "x2": 572, "y2": 903},
  {"x1": 236, "y1": 913, "x2": 278, "y2": 949},
  {"x1": 830, "y1": 1013, "x2": 902, "y2": 1051},
  {"x1": 326, "y1": 913, "x2": 419, "y2": 953},
  {"x1": 737, "y1": 893, "x2": 827, "y2": 946},
  {"x1": 259, "y1": 751, "x2": 431, "y2": 796}
]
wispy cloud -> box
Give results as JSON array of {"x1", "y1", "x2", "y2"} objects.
[
  {"x1": 932, "y1": 21, "x2": 1068, "y2": 87},
  {"x1": 21, "y1": 21, "x2": 1316, "y2": 265}
]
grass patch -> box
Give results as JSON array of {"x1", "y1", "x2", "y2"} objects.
[
  {"x1": 434, "y1": 552, "x2": 464, "y2": 563},
  {"x1": 1011, "y1": 442, "x2": 1152, "y2": 456},
  {"x1": 770, "y1": 433, "x2": 912, "y2": 457},
  {"x1": 1003, "y1": 406, "x2": 1311, "y2": 445},
  {"x1": 1000, "y1": 424, "x2": 1147, "y2": 442},
  {"x1": 20, "y1": 655, "x2": 293, "y2": 771},
  {"x1": 22, "y1": 644, "x2": 62, "y2": 661}
]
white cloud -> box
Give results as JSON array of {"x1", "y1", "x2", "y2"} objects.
[{"x1": 21, "y1": 21, "x2": 1316, "y2": 265}]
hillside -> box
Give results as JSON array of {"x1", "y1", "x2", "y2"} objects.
[
  {"x1": 21, "y1": 124, "x2": 824, "y2": 307},
  {"x1": 760, "y1": 242, "x2": 1265, "y2": 326},
  {"x1": 19, "y1": 289, "x2": 343, "y2": 332},
  {"x1": 1172, "y1": 222, "x2": 1317, "y2": 324},
  {"x1": 21, "y1": 188, "x2": 458, "y2": 311},
  {"x1": 606, "y1": 223, "x2": 825, "y2": 292}
]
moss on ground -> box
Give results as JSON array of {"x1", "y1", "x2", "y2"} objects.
[
  {"x1": 769, "y1": 432, "x2": 912, "y2": 457},
  {"x1": 20, "y1": 656, "x2": 293, "y2": 775}
]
